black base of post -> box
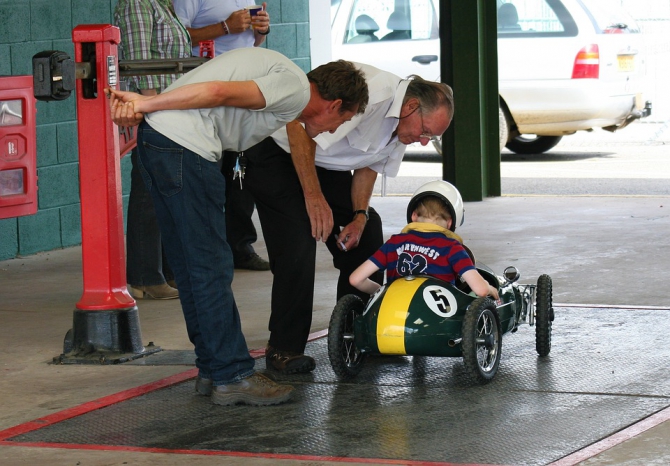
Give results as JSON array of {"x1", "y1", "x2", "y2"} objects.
[{"x1": 53, "y1": 307, "x2": 162, "y2": 365}]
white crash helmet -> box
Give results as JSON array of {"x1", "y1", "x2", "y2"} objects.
[{"x1": 406, "y1": 180, "x2": 465, "y2": 232}]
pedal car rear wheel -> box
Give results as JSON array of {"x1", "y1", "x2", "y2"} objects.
[
  {"x1": 462, "y1": 298, "x2": 501, "y2": 384},
  {"x1": 328, "y1": 294, "x2": 367, "y2": 379},
  {"x1": 535, "y1": 274, "x2": 553, "y2": 357}
]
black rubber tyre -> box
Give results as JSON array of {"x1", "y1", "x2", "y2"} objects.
[
  {"x1": 506, "y1": 134, "x2": 563, "y2": 154},
  {"x1": 461, "y1": 298, "x2": 501, "y2": 384},
  {"x1": 328, "y1": 294, "x2": 367, "y2": 379},
  {"x1": 535, "y1": 274, "x2": 553, "y2": 357},
  {"x1": 498, "y1": 105, "x2": 510, "y2": 153},
  {"x1": 433, "y1": 105, "x2": 509, "y2": 155}
]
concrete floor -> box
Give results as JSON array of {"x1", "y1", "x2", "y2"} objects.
[
  {"x1": 1, "y1": 125, "x2": 670, "y2": 465},
  {"x1": 1, "y1": 193, "x2": 669, "y2": 465}
]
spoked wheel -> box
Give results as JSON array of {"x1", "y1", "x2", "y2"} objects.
[
  {"x1": 461, "y1": 298, "x2": 502, "y2": 384},
  {"x1": 328, "y1": 294, "x2": 367, "y2": 379},
  {"x1": 535, "y1": 274, "x2": 554, "y2": 357}
]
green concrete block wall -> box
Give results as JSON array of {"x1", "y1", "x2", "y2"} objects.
[
  {"x1": 17, "y1": 209, "x2": 62, "y2": 255},
  {"x1": 0, "y1": 0, "x2": 310, "y2": 261},
  {"x1": 0, "y1": 218, "x2": 18, "y2": 258}
]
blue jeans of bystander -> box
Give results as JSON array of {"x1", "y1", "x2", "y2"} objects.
[{"x1": 136, "y1": 122, "x2": 255, "y2": 385}]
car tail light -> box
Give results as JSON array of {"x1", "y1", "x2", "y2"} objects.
[
  {"x1": 604, "y1": 23, "x2": 630, "y2": 34},
  {"x1": 572, "y1": 44, "x2": 599, "y2": 79}
]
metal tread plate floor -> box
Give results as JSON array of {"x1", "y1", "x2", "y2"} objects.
[{"x1": 4, "y1": 307, "x2": 670, "y2": 465}]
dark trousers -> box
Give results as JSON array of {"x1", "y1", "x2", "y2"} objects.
[
  {"x1": 126, "y1": 148, "x2": 173, "y2": 286},
  {"x1": 244, "y1": 138, "x2": 383, "y2": 353},
  {"x1": 221, "y1": 151, "x2": 258, "y2": 262}
]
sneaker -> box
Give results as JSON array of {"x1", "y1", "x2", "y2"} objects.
[
  {"x1": 195, "y1": 376, "x2": 212, "y2": 396},
  {"x1": 266, "y1": 345, "x2": 316, "y2": 374},
  {"x1": 211, "y1": 372, "x2": 294, "y2": 406},
  {"x1": 234, "y1": 253, "x2": 270, "y2": 271}
]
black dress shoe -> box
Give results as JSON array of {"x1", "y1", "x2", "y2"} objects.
[{"x1": 234, "y1": 253, "x2": 270, "y2": 271}]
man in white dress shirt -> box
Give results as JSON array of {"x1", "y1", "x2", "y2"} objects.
[{"x1": 242, "y1": 63, "x2": 454, "y2": 375}]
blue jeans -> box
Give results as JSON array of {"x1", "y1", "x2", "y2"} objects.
[{"x1": 136, "y1": 122, "x2": 255, "y2": 384}]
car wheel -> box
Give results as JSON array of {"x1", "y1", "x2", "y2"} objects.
[
  {"x1": 506, "y1": 134, "x2": 563, "y2": 154},
  {"x1": 535, "y1": 274, "x2": 553, "y2": 357},
  {"x1": 461, "y1": 297, "x2": 501, "y2": 384},
  {"x1": 431, "y1": 105, "x2": 509, "y2": 156},
  {"x1": 498, "y1": 105, "x2": 509, "y2": 153},
  {"x1": 328, "y1": 294, "x2": 367, "y2": 378}
]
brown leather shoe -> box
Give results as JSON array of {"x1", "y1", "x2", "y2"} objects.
[
  {"x1": 127, "y1": 283, "x2": 179, "y2": 300},
  {"x1": 266, "y1": 345, "x2": 316, "y2": 374},
  {"x1": 211, "y1": 372, "x2": 294, "y2": 406}
]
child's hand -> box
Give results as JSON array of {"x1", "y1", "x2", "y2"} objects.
[{"x1": 488, "y1": 284, "x2": 500, "y2": 301}]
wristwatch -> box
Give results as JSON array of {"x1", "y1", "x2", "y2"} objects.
[{"x1": 353, "y1": 209, "x2": 369, "y2": 221}]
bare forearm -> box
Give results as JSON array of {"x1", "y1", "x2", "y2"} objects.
[
  {"x1": 351, "y1": 167, "x2": 377, "y2": 211},
  {"x1": 253, "y1": 32, "x2": 267, "y2": 47},
  {"x1": 462, "y1": 270, "x2": 499, "y2": 300},
  {"x1": 138, "y1": 81, "x2": 265, "y2": 113},
  {"x1": 286, "y1": 121, "x2": 321, "y2": 198},
  {"x1": 350, "y1": 260, "x2": 382, "y2": 294},
  {"x1": 286, "y1": 120, "x2": 333, "y2": 241},
  {"x1": 186, "y1": 24, "x2": 227, "y2": 44}
]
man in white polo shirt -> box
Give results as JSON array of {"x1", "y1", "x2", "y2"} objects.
[{"x1": 108, "y1": 48, "x2": 368, "y2": 406}]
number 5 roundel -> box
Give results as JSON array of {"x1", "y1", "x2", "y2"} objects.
[{"x1": 422, "y1": 285, "x2": 458, "y2": 318}]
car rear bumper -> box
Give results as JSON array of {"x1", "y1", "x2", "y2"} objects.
[{"x1": 501, "y1": 80, "x2": 649, "y2": 135}]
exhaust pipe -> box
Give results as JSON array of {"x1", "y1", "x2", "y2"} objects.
[{"x1": 603, "y1": 100, "x2": 652, "y2": 132}]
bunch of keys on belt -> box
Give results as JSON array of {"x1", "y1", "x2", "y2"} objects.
[{"x1": 232, "y1": 153, "x2": 248, "y2": 188}]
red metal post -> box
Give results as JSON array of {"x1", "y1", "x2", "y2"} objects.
[
  {"x1": 72, "y1": 24, "x2": 134, "y2": 311},
  {"x1": 58, "y1": 25, "x2": 157, "y2": 363}
]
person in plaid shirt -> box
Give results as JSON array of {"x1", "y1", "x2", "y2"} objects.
[{"x1": 114, "y1": 0, "x2": 192, "y2": 300}]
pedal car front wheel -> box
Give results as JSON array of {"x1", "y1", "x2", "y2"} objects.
[
  {"x1": 328, "y1": 294, "x2": 367, "y2": 379},
  {"x1": 535, "y1": 274, "x2": 553, "y2": 357},
  {"x1": 462, "y1": 298, "x2": 501, "y2": 384}
]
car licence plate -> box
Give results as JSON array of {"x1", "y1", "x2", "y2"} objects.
[{"x1": 617, "y1": 55, "x2": 635, "y2": 72}]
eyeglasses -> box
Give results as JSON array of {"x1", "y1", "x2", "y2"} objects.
[{"x1": 418, "y1": 107, "x2": 442, "y2": 143}]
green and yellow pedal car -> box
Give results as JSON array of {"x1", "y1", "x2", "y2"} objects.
[
  {"x1": 328, "y1": 180, "x2": 555, "y2": 384},
  {"x1": 327, "y1": 266, "x2": 553, "y2": 384}
]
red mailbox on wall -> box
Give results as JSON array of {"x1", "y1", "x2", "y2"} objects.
[{"x1": 0, "y1": 75, "x2": 37, "y2": 219}]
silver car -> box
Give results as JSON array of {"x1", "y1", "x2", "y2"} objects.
[{"x1": 330, "y1": 0, "x2": 652, "y2": 154}]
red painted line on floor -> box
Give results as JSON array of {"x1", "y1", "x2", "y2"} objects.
[
  {"x1": 0, "y1": 368, "x2": 198, "y2": 441},
  {"x1": 308, "y1": 328, "x2": 329, "y2": 341},
  {"x1": 0, "y1": 440, "x2": 493, "y2": 465},
  {"x1": 547, "y1": 405, "x2": 670, "y2": 466},
  {"x1": 0, "y1": 331, "x2": 326, "y2": 442}
]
